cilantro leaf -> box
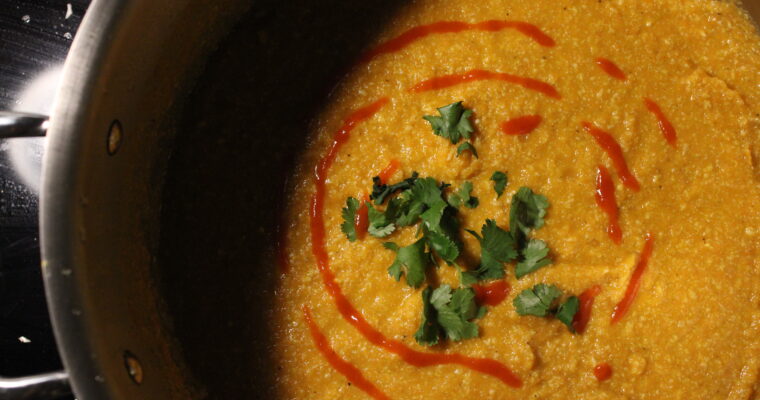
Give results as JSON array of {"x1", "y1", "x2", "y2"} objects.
[
  {"x1": 456, "y1": 142, "x2": 478, "y2": 158},
  {"x1": 515, "y1": 239, "x2": 552, "y2": 278},
  {"x1": 514, "y1": 284, "x2": 579, "y2": 333},
  {"x1": 412, "y1": 178, "x2": 463, "y2": 264},
  {"x1": 411, "y1": 177, "x2": 445, "y2": 206},
  {"x1": 415, "y1": 285, "x2": 485, "y2": 346},
  {"x1": 340, "y1": 197, "x2": 361, "y2": 242},
  {"x1": 434, "y1": 285, "x2": 482, "y2": 341},
  {"x1": 391, "y1": 191, "x2": 425, "y2": 227},
  {"x1": 556, "y1": 296, "x2": 580, "y2": 332},
  {"x1": 449, "y1": 286, "x2": 483, "y2": 321},
  {"x1": 371, "y1": 172, "x2": 419, "y2": 205},
  {"x1": 513, "y1": 283, "x2": 562, "y2": 317},
  {"x1": 384, "y1": 239, "x2": 429, "y2": 288},
  {"x1": 448, "y1": 181, "x2": 479, "y2": 209},
  {"x1": 423, "y1": 101, "x2": 474, "y2": 144},
  {"x1": 457, "y1": 267, "x2": 479, "y2": 287},
  {"x1": 367, "y1": 203, "x2": 396, "y2": 238},
  {"x1": 467, "y1": 219, "x2": 517, "y2": 280},
  {"x1": 421, "y1": 205, "x2": 462, "y2": 263},
  {"x1": 509, "y1": 187, "x2": 549, "y2": 241},
  {"x1": 490, "y1": 171, "x2": 508, "y2": 198},
  {"x1": 414, "y1": 287, "x2": 442, "y2": 346}
]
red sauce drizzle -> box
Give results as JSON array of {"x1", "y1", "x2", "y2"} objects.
[
  {"x1": 643, "y1": 98, "x2": 677, "y2": 148},
  {"x1": 310, "y1": 99, "x2": 523, "y2": 388},
  {"x1": 581, "y1": 122, "x2": 640, "y2": 192},
  {"x1": 501, "y1": 115, "x2": 542, "y2": 135},
  {"x1": 302, "y1": 306, "x2": 392, "y2": 400},
  {"x1": 610, "y1": 233, "x2": 655, "y2": 324},
  {"x1": 594, "y1": 58, "x2": 627, "y2": 81},
  {"x1": 594, "y1": 165, "x2": 622, "y2": 245},
  {"x1": 377, "y1": 159, "x2": 401, "y2": 184},
  {"x1": 593, "y1": 362, "x2": 613, "y2": 381},
  {"x1": 409, "y1": 69, "x2": 561, "y2": 99},
  {"x1": 472, "y1": 280, "x2": 511, "y2": 306},
  {"x1": 571, "y1": 285, "x2": 601, "y2": 334},
  {"x1": 360, "y1": 20, "x2": 554, "y2": 64},
  {"x1": 354, "y1": 192, "x2": 370, "y2": 240}
]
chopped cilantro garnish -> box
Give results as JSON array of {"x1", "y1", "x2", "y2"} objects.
[
  {"x1": 370, "y1": 172, "x2": 419, "y2": 205},
  {"x1": 415, "y1": 284, "x2": 486, "y2": 346},
  {"x1": 340, "y1": 197, "x2": 361, "y2": 242},
  {"x1": 466, "y1": 219, "x2": 518, "y2": 280},
  {"x1": 456, "y1": 142, "x2": 478, "y2": 158},
  {"x1": 411, "y1": 177, "x2": 445, "y2": 205},
  {"x1": 515, "y1": 238, "x2": 552, "y2": 278},
  {"x1": 384, "y1": 239, "x2": 430, "y2": 288},
  {"x1": 556, "y1": 296, "x2": 580, "y2": 332},
  {"x1": 514, "y1": 284, "x2": 579, "y2": 333},
  {"x1": 423, "y1": 101, "x2": 474, "y2": 144},
  {"x1": 513, "y1": 283, "x2": 561, "y2": 317},
  {"x1": 509, "y1": 187, "x2": 553, "y2": 277},
  {"x1": 414, "y1": 287, "x2": 442, "y2": 346},
  {"x1": 367, "y1": 203, "x2": 396, "y2": 238},
  {"x1": 509, "y1": 187, "x2": 549, "y2": 239},
  {"x1": 375, "y1": 175, "x2": 463, "y2": 285},
  {"x1": 490, "y1": 171, "x2": 507, "y2": 198},
  {"x1": 448, "y1": 181, "x2": 479, "y2": 209},
  {"x1": 414, "y1": 178, "x2": 463, "y2": 264},
  {"x1": 388, "y1": 192, "x2": 425, "y2": 227},
  {"x1": 510, "y1": 187, "x2": 549, "y2": 232}
]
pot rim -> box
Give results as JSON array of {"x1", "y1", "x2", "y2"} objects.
[{"x1": 40, "y1": 0, "x2": 127, "y2": 398}]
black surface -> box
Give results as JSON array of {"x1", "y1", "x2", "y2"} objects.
[{"x1": 0, "y1": 0, "x2": 89, "y2": 388}]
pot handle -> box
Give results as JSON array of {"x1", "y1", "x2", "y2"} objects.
[
  {"x1": 0, "y1": 112, "x2": 49, "y2": 138},
  {"x1": 0, "y1": 112, "x2": 70, "y2": 399},
  {"x1": 0, "y1": 372, "x2": 71, "y2": 400}
]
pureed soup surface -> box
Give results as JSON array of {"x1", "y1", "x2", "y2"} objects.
[{"x1": 273, "y1": 0, "x2": 760, "y2": 399}]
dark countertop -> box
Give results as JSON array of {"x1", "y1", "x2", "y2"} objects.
[{"x1": 0, "y1": 0, "x2": 89, "y2": 386}]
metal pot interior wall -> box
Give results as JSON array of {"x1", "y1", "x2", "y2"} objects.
[{"x1": 42, "y1": 0, "x2": 249, "y2": 398}]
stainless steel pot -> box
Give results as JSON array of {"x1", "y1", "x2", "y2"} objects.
[
  {"x1": 2, "y1": 0, "x2": 249, "y2": 398},
  {"x1": 1, "y1": 0, "x2": 759, "y2": 398}
]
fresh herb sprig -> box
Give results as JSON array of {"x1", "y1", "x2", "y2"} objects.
[
  {"x1": 340, "y1": 197, "x2": 362, "y2": 242},
  {"x1": 490, "y1": 171, "x2": 507, "y2": 198},
  {"x1": 513, "y1": 283, "x2": 579, "y2": 332},
  {"x1": 509, "y1": 187, "x2": 552, "y2": 277},
  {"x1": 424, "y1": 101, "x2": 477, "y2": 158},
  {"x1": 415, "y1": 285, "x2": 487, "y2": 346}
]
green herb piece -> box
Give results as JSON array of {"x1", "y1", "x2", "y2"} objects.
[
  {"x1": 414, "y1": 287, "x2": 443, "y2": 346},
  {"x1": 367, "y1": 203, "x2": 396, "y2": 238},
  {"x1": 423, "y1": 101, "x2": 474, "y2": 144},
  {"x1": 513, "y1": 283, "x2": 562, "y2": 317},
  {"x1": 415, "y1": 284, "x2": 486, "y2": 346},
  {"x1": 514, "y1": 239, "x2": 552, "y2": 278},
  {"x1": 411, "y1": 177, "x2": 445, "y2": 206},
  {"x1": 413, "y1": 178, "x2": 463, "y2": 264},
  {"x1": 467, "y1": 219, "x2": 518, "y2": 280},
  {"x1": 514, "y1": 284, "x2": 579, "y2": 333},
  {"x1": 340, "y1": 197, "x2": 361, "y2": 242},
  {"x1": 384, "y1": 239, "x2": 430, "y2": 288},
  {"x1": 456, "y1": 142, "x2": 478, "y2": 158},
  {"x1": 448, "y1": 181, "x2": 479, "y2": 209},
  {"x1": 490, "y1": 171, "x2": 507, "y2": 198},
  {"x1": 370, "y1": 172, "x2": 419, "y2": 205},
  {"x1": 556, "y1": 296, "x2": 580, "y2": 332},
  {"x1": 421, "y1": 205, "x2": 461, "y2": 264},
  {"x1": 387, "y1": 193, "x2": 424, "y2": 227},
  {"x1": 457, "y1": 266, "x2": 479, "y2": 287},
  {"x1": 509, "y1": 187, "x2": 550, "y2": 239}
]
